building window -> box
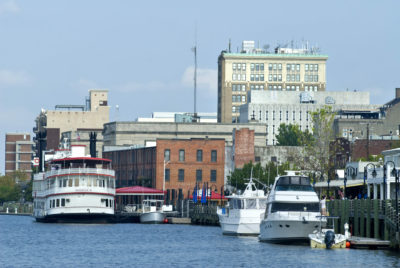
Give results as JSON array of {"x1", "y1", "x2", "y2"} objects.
[
  {"x1": 278, "y1": 64, "x2": 282, "y2": 70},
  {"x1": 278, "y1": 74, "x2": 282, "y2": 81},
  {"x1": 296, "y1": 64, "x2": 300, "y2": 71},
  {"x1": 260, "y1": 64, "x2": 264, "y2": 71},
  {"x1": 255, "y1": 64, "x2": 259, "y2": 71},
  {"x1": 165, "y1": 169, "x2": 170, "y2": 182},
  {"x1": 56, "y1": 199, "x2": 60, "y2": 207},
  {"x1": 197, "y1": 150, "x2": 203, "y2": 162},
  {"x1": 179, "y1": 149, "x2": 185, "y2": 162},
  {"x1": 242, "y1": 95, "x2": 246, "y2": 102},
  {"x1": 268, "y1": 74, "x2": 272, "y2": 81},
  {"x1": 211, "y1": 170, "x2": 217, "y2": 182},
  {"x1": 196, "y1": 169, "x2": 202, "y2": 182},
  {"x1": 242, "y1": 63, "x2": 246, "y2": 71},
  {"x1": 305, "y1": 64, "x2": 309, "y2": 71},
  {"x1": 61, "y1": 198, "x2": 65, "y2": 207},
  {"x1": 260, "y1": 74, "x2": 264, "y2": 81},
  {"x1": 233, "y1": 63, "x2": 236, "y2": 70},
  {"x1": 241, "y1": 85, "x2": 246, "y2": 91},
  {"x1": 310, "y1": 64, "x2": 314, "y2": 71},
  {"x1": 286, "y1": 74, "x2": 290, "y2": 82},
  {"x1": 269, "y1": 63, "x2": 272, "y2": 70},
  {"x1": 211, "y1": 150, "x2": 217, "y2": 162},
  {"x1": 251, "y1": 63, "x2": 255, "y2": 71},
  {"x1": 315, "y1": 64, "x2": 318, "y2": 71},
  {"x1": 178, "y1": 169, "x2": 184, "y2": 182},
  {"x1": 250, "y1": 74, "x2": 254, "y2": 81},
  {"x1": 164, "y1": 149, "x2": 170, "y2": 161}
]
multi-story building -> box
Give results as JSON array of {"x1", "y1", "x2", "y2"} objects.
[
  {"x1": 5, "y1": 133, "x2": 34, "y2": 180},
  {"x1": 33, "y1": 90, "x2": 110, "y2": 167},
  {"x1": 240, "y1": 90, "x2": 378, "y2": 145},
  {"x1": 218, "y1": 40, "x2": 328, "y2": 123},
  {"x1": 334, "y1": 88, "x2": 400, "y2": 141},
  {"x1": 103, "y1": 138, "x2": 225, "y2": 204}
]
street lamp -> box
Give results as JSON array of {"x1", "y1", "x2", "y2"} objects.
[
  {"x1": 364, "y1": 163, "x2": 377, "y2": 199},
  {"x1": 345, "y1": 166, "x2": 356, "y2": 198},
  {"x1": 394, "y1": 167, "x2": 399, "y2": 232},
  {"x1": 384, "y1": 161, "x2": 396, "y2": 200},
  {"x1": 163, "y1": 160, "x2": 170, "y2": 203}
]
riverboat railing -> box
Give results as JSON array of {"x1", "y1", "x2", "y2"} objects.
[{"x1": 45, "y1": 168, "x2": 115, "y2": 178}]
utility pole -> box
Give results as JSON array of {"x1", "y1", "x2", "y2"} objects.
[{"x1": 366, "y1": 123, "x2": 370, "y2": 160}]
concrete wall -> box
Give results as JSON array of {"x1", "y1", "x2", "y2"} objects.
[{"x1": 102, "y1": 122, "x2": 267, "y2": 148}]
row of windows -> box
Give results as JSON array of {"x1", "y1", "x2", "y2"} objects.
[
  {"x1": 304, "y1": 75, "x2": 318, "y2": 82},
  {"x1": 164, "y1": 149, "x2": 218, "y2": 162},
  {"x1": 286, "y1": 74, "x2": 300, "y2": 82},
  {"x1": 232, "y1": 95, "x2": 246, "y2": 103},
  {"x1": 165, "y1": 169, "x2": 217, "y2": 182},
  {"x1": 232, "y1": 63, "x2": 246, "y2": 71},
  {"x1": 254, "y1": 110, "x2": 310, "y2": 122},
  {"x1": 305, "y1": 64, "x2": 319, "y2": 72},
  {"x1": 232, "y1": 73, "x2": 246, "y2": 81},
  {"x1": 232, "y1": 63, "x2": 319, "y2": 72},
  {"x1": 250, "y1": 84, "x2": 264, "y2": 90},
  {"x1": 232, "y1": 84, "x2": 246, "y2": 92},
  {"x1": 251, "y1": 63, "x2": 264, "y2": 71},
  {"x1": 268, "y1": 74, "x2": 282, "y2": 82},
  {"x1": 250, "y1": 74, "x2": 264, "y2": 81},
  {"x1": 48, "y1": 198, "x2": 114, "y2": 208},
  {"x1": 48, "y1": 177, "x2": 115, "y2": 189}
]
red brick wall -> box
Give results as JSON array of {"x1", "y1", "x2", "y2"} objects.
[
  {"x1": 351, "y1": 139, "x2": 398, "y2": 160},
  {"x1": 234, "y1": 128, "x2": 255, "y2": 168},
  {"x1": 156, "y1": 138, "x2": 225, "y2": 199}
]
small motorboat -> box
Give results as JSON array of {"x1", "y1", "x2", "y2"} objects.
[
  {"x1": 140, "y1": 199, "x2": 165, "y2": 224},
  {"x1": 309, "y1": 216, "x2": 346, "y2": 249}
]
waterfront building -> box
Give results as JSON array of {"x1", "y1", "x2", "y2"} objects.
[
  {"x1": 240, "y1": 90, "x2": 378, "y2": 145},
  {"x1": 136, "y1": 112, "x2": 217, "y2": 123},
  {"x1": 103, "y1": 138, "x2": 225, "y2": 205},
  {"x1": 33, "y1": 90, "x2": 109, "y2": 166},
  {"x1": 5, "y1": 133, "x2": 34, "y2": 180},
  {"x1": 218, "y1": 40, "x2": 328, "y2": 123}
]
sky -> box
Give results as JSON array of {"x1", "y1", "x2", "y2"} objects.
[{"x1": 1, "y1": 0, "x2": 399, "y2": 174}]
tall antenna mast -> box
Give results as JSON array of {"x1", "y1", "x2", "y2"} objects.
[{"x1": 193, "y1": 23, "x2": 198, "y2": 118}]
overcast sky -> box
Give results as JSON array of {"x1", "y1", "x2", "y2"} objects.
[{"x1": 1, "y1": 0, "x2": 399, "y2": 174}]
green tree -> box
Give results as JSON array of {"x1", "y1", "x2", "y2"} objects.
[
  {"x1": 227, "y1": 161, "x2": 293, "y2": 192},
  {"x1": 300, "y1": 106, "x2": 336, "y2": 180},
  {"x1": 276, "y1": 123, "x2": 313, "y2": 146},
  {"x1": 0, "y1": 175, "x2": 21, "y2": 203}
]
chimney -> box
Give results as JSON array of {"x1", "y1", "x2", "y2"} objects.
[{"x1": 396, "y1": 88, "x2": 400, "y2": 99}]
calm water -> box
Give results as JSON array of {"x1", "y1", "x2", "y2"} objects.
[{"x1": 0, "y1": 215, "x2": 399, "y2": 268}]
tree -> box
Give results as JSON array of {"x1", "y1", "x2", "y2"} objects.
[
  {"x1": 300, "y1": 106, "x2": 336, "y2": 180},
  {"x1": 276, "y1": 123, "x2": 313, "y2": 146},
  {"x1": 227, "y1": 161, "x2": 293, "y2": 192},
  {"x1": 0, "y1": 175, "x2": 21, "y2": 203}
]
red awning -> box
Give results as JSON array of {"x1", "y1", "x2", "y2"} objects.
[
  {"x1": 189, "y1": 191, "x2": 227, "y2": 200},
  {"x1": 116, "y1": 186, "x2": 165, "y2": 196}
]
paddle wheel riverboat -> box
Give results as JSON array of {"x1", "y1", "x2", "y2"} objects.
[{"x1": 32, "y1": 145, "x2": 116, "y2": 223}]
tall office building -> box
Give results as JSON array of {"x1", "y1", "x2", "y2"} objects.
[
  {"x1": 5, "y1": 133, "x2": 34, "y2": 180},
  {"x1": 218, "y1": 40, "x2": 328, "y2": 123}
]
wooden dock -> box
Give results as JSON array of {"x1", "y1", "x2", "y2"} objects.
[{"x1": 348, "y1": 236, "x2": 390, "y2": 249}]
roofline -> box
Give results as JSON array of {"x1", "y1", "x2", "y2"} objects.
[
  {"x1": 51, "y1": 157, "x2": 111, "y2": 163},
  {"x1": 220, "y1": 52, "x2": 328, "y2": 59}
]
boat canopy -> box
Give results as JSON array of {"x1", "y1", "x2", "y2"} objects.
[{"x1": 116, "y1": 186, "x2": 165, "y2": 196}]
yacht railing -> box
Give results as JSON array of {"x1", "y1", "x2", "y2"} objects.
[{"x1": 45, "y1": 168, "x2": 115, "y2": 177}]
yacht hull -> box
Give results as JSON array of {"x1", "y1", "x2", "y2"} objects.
[
  {"x1": 259, "y1": 218, "x2": 321, "y2": 243},
  {"x1": 34, "y1": 213, "x2": 114, "y2": 224},
  {"x1": 217, "y1": 209, "x2": 264, "y2": 235}
]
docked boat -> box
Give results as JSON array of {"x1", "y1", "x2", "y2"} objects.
[
  {"x1": 139, "y1": 199, "x2": 166, "y2": 224},
  {"x1": 309, "y1": 216, "x2": 346, "y2": 249},
  {"x1": 259, "y1": 171, "x2": 324, "y2": 243},
  {"x1": 216, "y1": 174, "x2": 268, "y2": 235},
  {"x1": 32, "y1": 145, "x2": 116, "y2": 223}
]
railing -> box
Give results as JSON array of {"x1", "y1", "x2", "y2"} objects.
[
  {"x1": 45, "y1": 168, "x2": 115, "y2": 177},
  {"x1": 328, "y1": 199, "x2": 400, "y2": 244}
]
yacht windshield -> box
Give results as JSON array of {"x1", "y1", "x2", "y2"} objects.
[
  {"x1": 271, "y1": 202, "x2": 319, "y2": 212},
  {"x1": 275, "y1": 176, "x2": 314, "y2": 191}
]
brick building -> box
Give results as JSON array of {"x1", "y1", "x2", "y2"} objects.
[
  {"x1": 5, "y1": 133, "x2": 34, "y2": 180},
  {"x1": 156, "y1": 138, "x2": 225, "y2": 201},
  {"x1": 104, "y1": 138, "x2": 225, "y2": 203}
]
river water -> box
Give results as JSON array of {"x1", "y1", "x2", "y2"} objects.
[{"x1": 0, "y1": 215, "x2": 399, "y2": 268}]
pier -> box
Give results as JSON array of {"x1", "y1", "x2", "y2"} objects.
[{"x1": 328, "y1": 199, "x2": 400, "y2": 249}]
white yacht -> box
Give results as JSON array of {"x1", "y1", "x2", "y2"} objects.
[
  {"x1": 217, "y1": 175, "x2": 268, "y2": 235},
  {"x1": 32, "y1": 145, "x2": 116, "y2": 223},
  {"x1": 259, "y1": 171, "x2": 324, "y2": 243}
]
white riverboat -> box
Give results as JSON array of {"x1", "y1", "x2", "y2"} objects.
[
  {"x1": 216, "y1": 175, "x2": 268, "y2": 235},
  {"x1": 259, "y1": 171, "x2": 324, "y2": 243},
  {"x1": 32, "y1": 145, "x2": 116, "y2": 223}
]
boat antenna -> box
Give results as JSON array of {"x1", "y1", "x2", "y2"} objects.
[{"x1": 192, "y1": 22, "x2": 198, "y2": 120}]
